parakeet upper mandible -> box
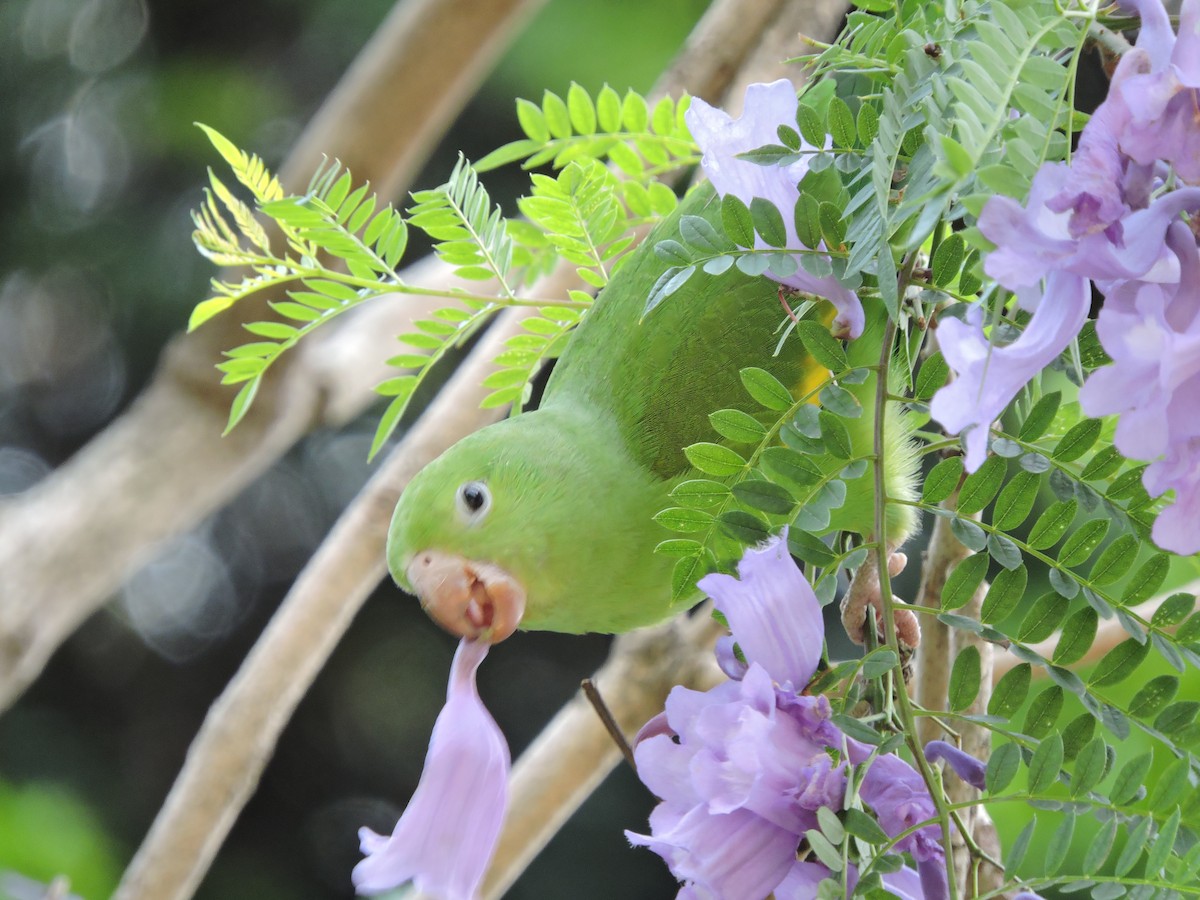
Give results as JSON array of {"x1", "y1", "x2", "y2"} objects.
[{"x1": 386, "y1": 183, "x2": 916, "y2": 642}]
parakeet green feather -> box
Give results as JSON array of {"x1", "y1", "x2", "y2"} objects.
[{"x1": 387, "y1": 183, "x2": 917, "y2": 639}]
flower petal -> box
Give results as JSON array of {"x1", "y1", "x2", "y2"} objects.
[
  {"x1": 924, "y1": 740, "x2": 987, "y2": 790},
  {"x1": 697, "y1": 531, "x2": 824, "y2": 688},
  {"x1": 352, "y1": 639, "x2": 509, "y2": 899},
  {"x1": 685, "y1": 80, "x2": 865, "y2": 337},
  {"x1": 930, "y1": 271, "x2": 1090, "y2": 471}
]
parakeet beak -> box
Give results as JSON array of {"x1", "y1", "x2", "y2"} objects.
[{"x1": 405, "y1": 550, "x2": 526, "y2": 644}]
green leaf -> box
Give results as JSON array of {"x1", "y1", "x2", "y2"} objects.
[
  {"x1": 938, "y1": 134, "x2": 974, "y2": 178},
  {"x1": 1089, "y1": 638, "x2": 1150, "y2": 687},
  {"x1": 843, "y1": 808, "x2": 890, "y2": 844},
  {"x1": 653, "y1": 507, "x2": 715, "y2": 533},
  {"x1": 986, "y1": 533, "x2": 1023, "y2": 571},
  {"x1": 788, "y1": 528, "x2": 836, "y2": 567},
  {"x1": 828, "y1": 96, "x2": 856, "y2": 148},
  {"x1": 684, "y1": 442, "x2": 746, "y2": 476},
  {"x1": 1114, "y1": 816, "x2": 1151, "y2": 876},
  {"x1": 922, "y1": 456, "x2": 963, "y2": 504},
  {"x1": 1122, "y1": 553, "x2": 1169, "y2": 605},
  {"x1": 1052, "y1": 607, "x2": 1097, "y2": 666},
  {"x1": 989, "y1": 663, "x2": 1031, "y2": 720},
  {"x1": 795, "y1": 321, "x2": 849, "y2": 370},
  {"x1": 949, "y1": 646, "x2": 981, "y2": 711},
  {"x1": 1053, "y1": 418, "x2": 1101, "y2": 462},
  {"x1": 942, "y1": 553, "x2": 989, "y2": 611},
  {"x1": 914, "y1": 352, "x2": 949, "y2": 401},
  {"x1": 1083, "y1": 817, "x2": 1117, "y2": 874},
  {"x1": 750, "y1": 197, "x2": 787, "y2": 248},
  {"x1": 740, "y1": 367, "x2": 793, "y2": 411},
  {"x1": 1027, "y1": 499, "x2": 1077, "y2": 549},
  {"x1": 654, "y1": 539, "x2": 702, "y2": 558},
  {"x1": 709, "y1": 408, "x2": 767, "y2": 443},
  {"x1": 1006, "y1": 818, "x2": 1036, "y2": 878},
  {"x1": 721, "y1": 195, "x2": 755, "y2": 248},
  {"x1": 621, "y1": 90, "x2": 648, "y2": 131},
  {"x1": 1080, "y1": 444, "x2": 1122, "y2": 481},
  {"x1": 794, "y1": 194, "x2": 822, "y2": 249},
  {"x1": 1144, "y1": 807, "x2": 1180, "y2": 877},
  {"x1": 1061, "y1": 713, "x2": 1096, "y2": 762},
  {"x1": 818, "y1": 411, "x2": 852, "y2": 459},
  {"x1": 542, "y1": 89, "x2": 571, "y2": 138},
  {"x1": 223, "y1": 378, "x2": 260, "y2": 434},
  {"x1": 761, "y1": 446, "x2": 822, "y2": 488},
  {"x1": 818, "y1": 202, "x2": 846, "y2": 248},
  {"x1": 671, "y1": 552, "x2": 711, "y2": 602},
  {"x1": 1018, "y1": 591, "x2": 1067, "y2": 643},
  {"x1": 1148, "y1": 755, "x2": 1191, "y2": 810},
  {"x1": 804, "y1": 829, "x2": 843, "y2": 871},
  {"x1": 981, "y1": 565, "x2": 1028, "y2": 624},
  {"x1": 1070, "y1": 739, "x2": 1104, "y2": 796},
  {"x1": 718, "y1": 509, "x2": 771, "y2": 544},
  {"x1": 1109, "y1": 751, "x2": 1152, "y2": 805},
  {"x1": 669, "y1": 479, "x2": 731, "y2": 508},
  {"x1": 1058, "y1": 519, "x2": 1109, "y2": 567},
  {"x1": 797, "y1": 104, "x2": 826, "y2": 147},
  {"x1": 1088, "y1": 533, "x2": 1138, "y2": 586},
  {"x1": 860, "y1": 648, "x2": 900, "y2": 679},
  {"x1": 991, "y1": 470, "x2": 1040, "y2": 531},
  {"x1": 931, "y1": 233, "x2": 965, "y2": 287},
  {"x1": 1152, "y1": 593, "x2": 1194, "y2": 628},
  {"x1": 986, "y1": 742, "x2": 1022, "y2": 793},
  {"x1": 596, "y1": 84, "x2": 621, "y2": 132},
  {"x1": 1018, "y1": 391, "x2": 1061, "y2": 442},
  {"x1": 957, "y1": 456, "x2": 1006, "y2": 515},
  {"x1": 1154, "y1": 700, "x2": 1199, "y2": 734},
  {"x1": 1128, "y1": 674, "x2": 1179, "y2": 719},
  {"x1": 856, "y1": 101, "x2": 880, "y2": 144},
  {"x1": 1023, "y1": 685, "x2": 1064, "y2": 739},
  {"x1": 951, "y1": 517, "x2": 986, "y2": 551},
  {"x1": 567, "y1": 82, "x2": 596, "y2": 134},
  {"x1": 516, "y1": 98, "x2": 549, "y2": 142},
  {"x1": 732, "y1": 479, "x2": 795, "y2": 515},
  {"x1": 1028, "y1": 732, "x2": 1064, "y2": 793},
  {"x1": 1045, "y1": 810, "x2": 1075, "y2": 874}
]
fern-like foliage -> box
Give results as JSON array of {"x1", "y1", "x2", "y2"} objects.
[{"x1": 475, "y1": 83, "x2": 698, "y2": 182}]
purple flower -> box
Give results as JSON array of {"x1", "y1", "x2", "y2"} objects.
[
  {"x1": 698, "y1": 532, "x2": 824, "y2": 689},
  {"x1": 353, "y1": 639, "x2": 509, "y2": 899},
  {"x1": 925, "y1": 740, "x2": 988, "y2": 790},
  {"x1": 685, "y1": 80, "x2": 865, "y2": 338},
  {"x1": 929, "y1": 271, "x2": 1090, "y2": 470},
  {"x1": 1114, "y1": 0, "x2": 1200, "y2": 183},
  {"x1": 629, "y1": 533, "x2": 954, "y2": 899}
]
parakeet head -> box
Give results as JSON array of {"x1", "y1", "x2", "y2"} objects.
[{"x1": 386, "y1": 407, "x2": 674, "y2": 642}]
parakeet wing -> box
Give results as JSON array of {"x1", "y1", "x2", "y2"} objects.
[{"x1": 542, "y1": 183, "x2": 813, "y2": 480}]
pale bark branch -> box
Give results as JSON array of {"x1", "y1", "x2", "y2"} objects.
[
  {"x1": 914, "y1": 493, "x2": 977, "y2": 748},
  {"x1": 0, "y1": 0, "x2": 543, "y2": 715}
]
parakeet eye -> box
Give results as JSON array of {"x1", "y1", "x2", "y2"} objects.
[{"x1": 456, "y1": 481, "x2": 491, "y2": 521}]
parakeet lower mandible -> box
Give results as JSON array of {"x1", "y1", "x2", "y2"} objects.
[{"x1": 387, "y1": 183, "x2": 917, "y2": 642}]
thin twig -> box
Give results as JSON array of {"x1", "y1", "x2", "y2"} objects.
[{"x1": 581, "y1": 678, "x2": 637, "y2": 771}]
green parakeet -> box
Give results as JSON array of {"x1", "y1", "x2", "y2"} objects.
[{"x1": 387, "y1": 183, "x2": 918, "y2": 642}]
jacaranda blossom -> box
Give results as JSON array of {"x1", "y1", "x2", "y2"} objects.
[
  {"x1": 930, "y1": 0, "x2": 1200, "y2": 553},
  {"x1": 627, "y1": 532, "x2": 955, "y2": 899},
  {"x1": 685, "y1": 80, "x2": 866, "y2": 338},
  {"x1": 353, "y1": 638, "x2": 509, "y2": 899}
]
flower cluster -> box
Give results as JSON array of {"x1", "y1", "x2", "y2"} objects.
[
  {"x1": 352, "y1": 639, "x2": 509, "y2": 899},
  {"x1": 626, "y1": 534, "x2": 984, "y2": 899},
  {"x1": 685, "y1": 79, "x2": 866, "y2": 339},
  {"x1": 930, "y1": 0, "x2": 1200, "y2": 553}
]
